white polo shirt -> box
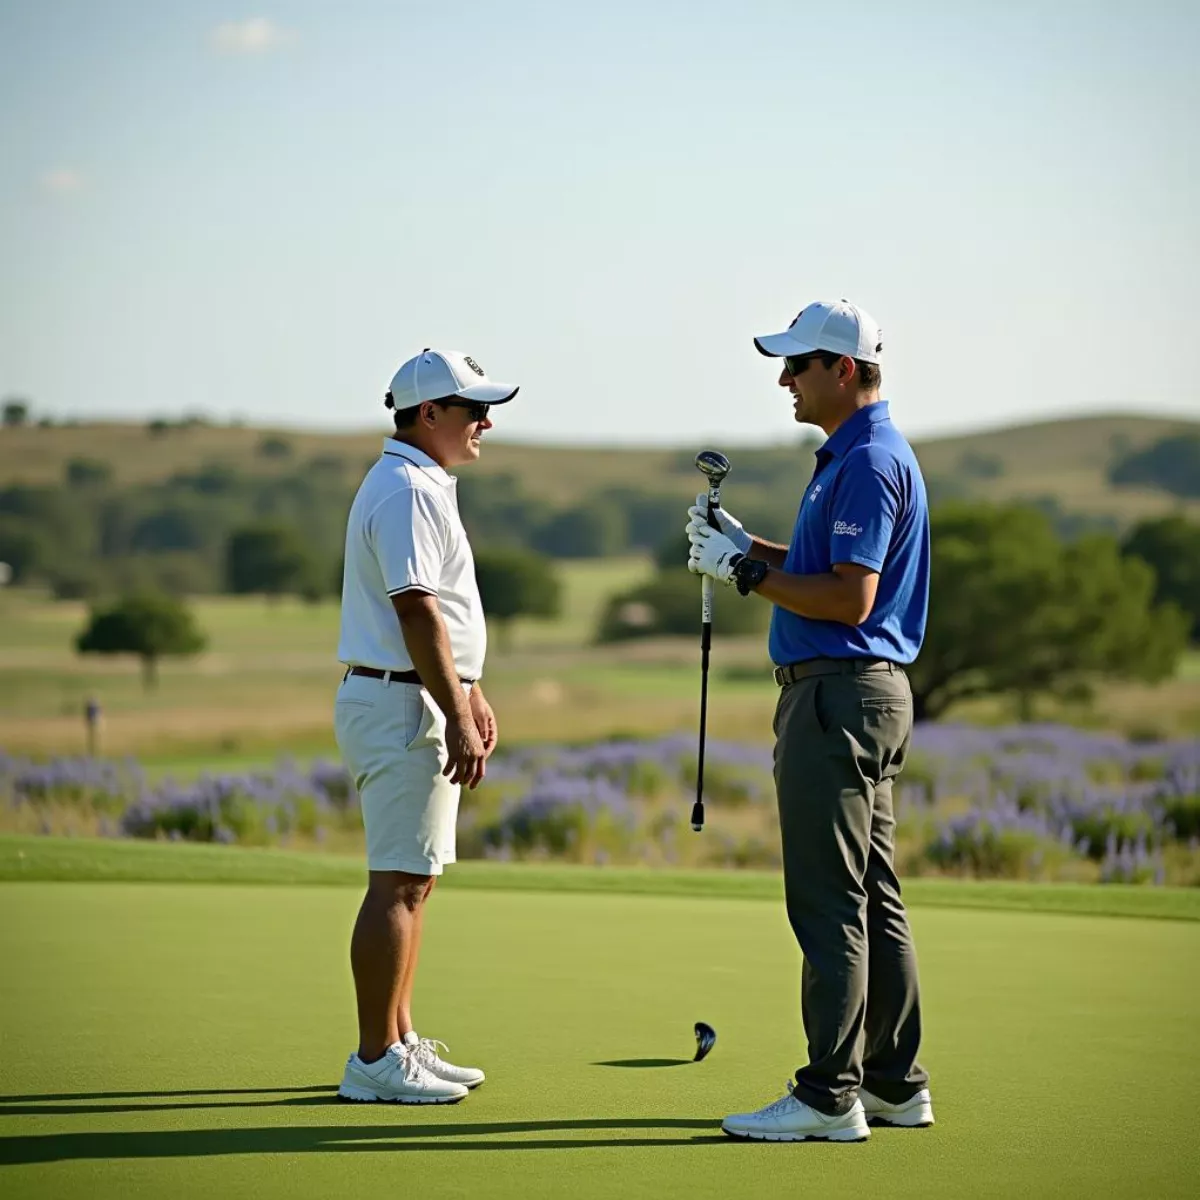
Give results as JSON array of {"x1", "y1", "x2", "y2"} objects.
[{"x1": 337, "y1": 440, "x2": 487, "y2": 680}]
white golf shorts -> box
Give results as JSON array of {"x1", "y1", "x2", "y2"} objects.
[{"x1": 333, "y1": 673, "x2": 461, "y2": 875}]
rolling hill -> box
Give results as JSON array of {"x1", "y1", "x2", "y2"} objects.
[{"x1": 2, "y1": 412, "x2": 1198, "y2": 526}]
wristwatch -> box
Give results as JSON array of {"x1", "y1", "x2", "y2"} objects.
[{"x1": 731, "y1": 554, "x2": 770, "y2": 596}]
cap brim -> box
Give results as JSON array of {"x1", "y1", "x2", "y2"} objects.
[
  {"x1": 456, "y1": 381, "x2": 519, "y2": 404},
  {"x1": 753, "y1": 331, "x2": 819, "y2": 358}
]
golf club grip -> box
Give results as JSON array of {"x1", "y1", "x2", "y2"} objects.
[{"x1": 706, "y1": 483, "x2": 721, "y2": 533}]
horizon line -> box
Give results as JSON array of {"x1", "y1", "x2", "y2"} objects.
[{"x1": 4, "y1": 407, "x2": 1196, "y2": 451}]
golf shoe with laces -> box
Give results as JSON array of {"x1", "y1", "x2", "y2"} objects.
[
  {"x1": 403, "y1": 1030, "x2": 486, "y2": 1089},
  {"x1": 722, "y1": 1083, "x2": 870, "y2": 1142},
  {"x1": 337, "y1": 1042, "x2": 468, "y2": 1104},
  {"x1": 859, "y1": 1086, "x2": 935, "y2": 1127}
]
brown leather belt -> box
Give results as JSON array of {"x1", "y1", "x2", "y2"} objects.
[
  {"x1": 773, "y1": 658, "x2": 901, "y2": 687},
  {"x1": 344, "y1": 666, "x2": 476, "y2": 686}
]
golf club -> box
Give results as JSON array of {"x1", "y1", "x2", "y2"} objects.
[
  {"x1": 692, "y1": 450, "x2": 732, "y2": 832},
  {"x1": 694, "y1": 1021, "x2": 717, "y2": 1062}
]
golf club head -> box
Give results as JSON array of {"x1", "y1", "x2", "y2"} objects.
[
  {"x1": 693, "y1": 1021, "x2": 716, "y2": 1062},
  {"x1": 694, "y1": 450, "x2": 731, "y2": 489}
]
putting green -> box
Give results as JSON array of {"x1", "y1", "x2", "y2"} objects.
[{"x1": 1, "y1": 882, "x2": 1197, "y2": 1198}]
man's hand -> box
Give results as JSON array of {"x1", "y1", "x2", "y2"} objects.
[
  {"x1": 469, "y1": 685, "x2": 498, "y2": 758},
  {"x1": 687, "y1": 520, "x2": 742, "y2": 585},
  {"x1": 443, "y1": 714, "x2": 487, "y2": 789},
  {"x1": 687, "y1": 492, "x2": 752, "y2": 554}
]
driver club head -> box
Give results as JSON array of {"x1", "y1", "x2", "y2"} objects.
[
  {"x1": 693, "y1": 1021, "x2": 717, "y2": 1062},
  {"x1": 694, "y1": 450, "x2": 731, "y2": 488}
]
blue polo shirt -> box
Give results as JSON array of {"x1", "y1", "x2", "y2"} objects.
[{"x1": 768, "y1": 402, "x2": 930, "y2": 666}]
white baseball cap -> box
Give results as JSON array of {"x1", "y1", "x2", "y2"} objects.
[
  {"x1": 385, "y1": 348, "x2": 519, "y2": 411},
  {"x1": 753, "y1": 300, "x2": 883, "y2": 365}
]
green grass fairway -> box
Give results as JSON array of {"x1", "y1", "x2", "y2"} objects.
[
  {"x1": 5, "y1": 836, "x2": 1200, "y2": 922},
  {"x1": 2, "y1": 881, "x2": 1198, "y2": 1198}
]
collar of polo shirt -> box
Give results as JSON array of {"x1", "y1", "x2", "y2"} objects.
[
  {"x1": 817, "y1": 401, "x2": 891, "y2": 462},
  {"x1": 380, "y1": 439, "x2": 456, "y2": 487}
]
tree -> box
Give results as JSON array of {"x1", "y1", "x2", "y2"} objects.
[
  {"x1": 257, "y1": 436, "x2": 293, "y2": 460},
  {"x1": 456, "y1": 472, "x2": 542, "y2": 548},
  {"x1": 225, "y1": 524, "x2": 312, "y2": 597},
  {"x1": 131, "y1": 504, "x2": 212, "y2": 553},
  {"x1": 1122, "y1": 515, "x2": 1200, "y2": 640},
  {"x1": 76, "y1": 595, "x2": 207, "y2": 690},
  {"x1": 1109, "y1": 433, "x2": 1200, "y2": 499},
  {"x1": 474, "y1": 549, "x2": 562, "y2": 650},
  {"x1": 536, "y1": 504, "x2": 627, "y2": 558},
  {"x1": 958, "y1": 452, "x2": 1003, "y2": 480},
  {"x1": 0, "y1": 519, "x2": 50, "y2": 584},
  {"x1": 173, "y1": 462, "x2": 241, "y2": 496},
  {"x1": 909, "y1": 504, "x2": 1189, "y2": 721},
  {"x1": 2, "y1": 399, "x2": 30, "y2": 427},
  {"x1": 609, "y1": 489, "x2": 684, "y2": 552},
  {"x1": 597, "y1": 567, "x2": 768, "y2": 642},
  {"x1": 64, "y1": 458, "x2": 113, "y2": 488}
]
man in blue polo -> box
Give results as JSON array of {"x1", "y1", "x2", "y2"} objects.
[{"x1": 687, "y1": 299, "x2": 934, "y2": 1143}]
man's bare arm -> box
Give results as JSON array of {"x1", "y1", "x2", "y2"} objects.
[
  {"x1": 746, "y1": 536, "x2": 789, "y2": 569},
  {"x1": 390, "y1": 590, "x2": 484, "y2": 786},
  {"x1": 752, "y1": 562, "x2": 879, "y2": 626}
]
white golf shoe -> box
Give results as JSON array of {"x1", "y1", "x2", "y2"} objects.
[
  {"x1": 860, "y1": 1086, "x2": 935, "y2": 1127},
  {"x1": 337, "y1": 1042, "x2": 468, "y2": 1104},
  {"x1": 722, "y1": 1083, "x2": 870, "y2": 1142},
  {"x1": 404, "y1": 1031, "x2": 486, "y2": 1089}
]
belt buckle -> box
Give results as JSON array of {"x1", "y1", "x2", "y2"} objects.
[{"x1": 773, "y1": 666, "x2": 787, "y2": 687}]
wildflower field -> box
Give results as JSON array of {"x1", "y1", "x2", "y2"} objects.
[{"x1": 5, "y1": 723, "x2": 1198, "y2": 885}]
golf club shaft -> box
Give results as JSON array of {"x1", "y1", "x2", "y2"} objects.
[{"x1": 692, "y1": 488, "x2": 721, "y2": 832}]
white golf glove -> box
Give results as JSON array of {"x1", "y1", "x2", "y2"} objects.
[
  {"x1": 687, "y1": 492, "x2": 752, "y2": 554},
  {"x1": 687, "y1": 521, "x2": 743, "y2": 585}
]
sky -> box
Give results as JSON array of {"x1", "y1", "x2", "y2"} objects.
[{"x1": 1, "y1": 0, "x2": 1198, "y2": 446}]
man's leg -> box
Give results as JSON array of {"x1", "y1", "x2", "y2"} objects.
[
  {"x1": 774, "y1": 676, "x2": 874, "y2": 1117},
  {"x1": 350, "y1": 869, "x2": 433, "y2": 1062},
  {"x1": 395, "y1": 876, "x2": 436, "y2": 1038},
  {"x1": 862, "y1": 776, "x2": 929, "y2": 1102}
]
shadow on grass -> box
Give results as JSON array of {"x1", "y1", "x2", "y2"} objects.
[
  {"x1": 592, "y1": 1059, "x2": 692, "y2": 1068},
  {"x1": 0, "y1": 1085, "x2": 341, "y2": 1117},
  {"x1": 0, "y1": 1117, "x2": 727, "y2": 1163},
  {"x1": 1, "y1": 1086, "x2": 333, "y2": 1103}
]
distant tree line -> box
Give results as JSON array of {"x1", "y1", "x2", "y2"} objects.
[
  {"x1": 14, "y1": 421, "x2": 1199, "y2": 606},
  {"x1": 0, "y1": 452, "x2": 809, "y2": 603},
  {"x1": 0, "y1": 459, "x2": 350, "y2": 601}
]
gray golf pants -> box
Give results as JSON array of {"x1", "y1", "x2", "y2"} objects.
[{"x1": 773, "y1": 658, "x2": 929, "y2": 1116}]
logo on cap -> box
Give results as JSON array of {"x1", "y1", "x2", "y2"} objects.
[{"x1": 464, "y1": 356, "x2": 485, "y2": 377}]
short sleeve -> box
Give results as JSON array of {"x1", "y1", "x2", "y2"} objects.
[
  {"x1": 828, "y1": 449, "x2": 902, "y2": 572},
  {"x1": 370, "y1": 488, "x2": 449, "y2": 595}
]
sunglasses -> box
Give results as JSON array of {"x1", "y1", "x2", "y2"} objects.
[
  {"x1": 436, "y1": 398, "x2": 491, "y2": 423},
  {"x1": 783, "y1": 352, "x2": 828, "y2": 376}
]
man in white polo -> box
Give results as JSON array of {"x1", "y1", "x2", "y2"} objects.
[{"x1": 334, "y1": 347, "x2": 516, "y2": 1104}]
